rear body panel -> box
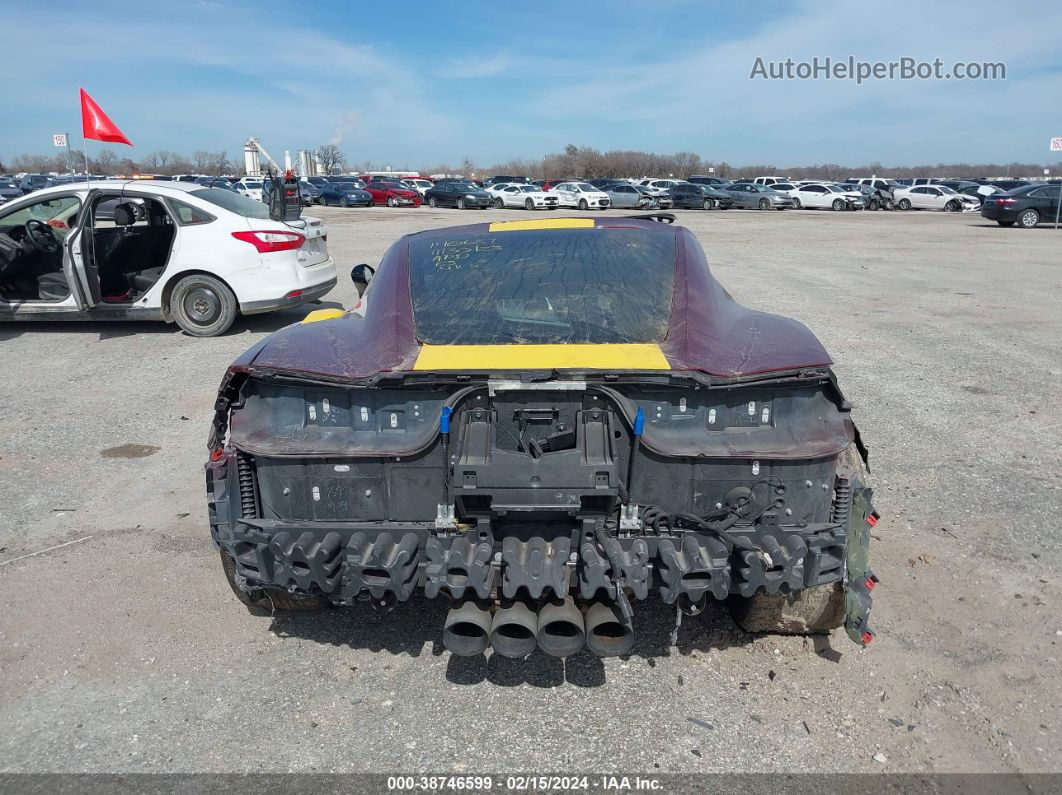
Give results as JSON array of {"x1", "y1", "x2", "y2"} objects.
[{"x1": 207, "y1": 217, "x2": 876, "y2": 651}]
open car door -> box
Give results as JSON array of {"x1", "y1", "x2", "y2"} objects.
[{"x1": 62, "y1": 189, "x2": 103, "y2": 309}]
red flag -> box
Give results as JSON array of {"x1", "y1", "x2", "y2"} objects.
[{"x1": 80, "y1": 88, "x2": 132, "y2": 146}]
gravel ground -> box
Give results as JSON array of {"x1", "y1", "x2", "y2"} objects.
[{"x1": 0, "y1": 205, "x2": 1059, "y2": 775}]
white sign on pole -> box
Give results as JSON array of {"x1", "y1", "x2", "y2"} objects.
[
  {"x1": 53, "y1": 133, "x2": 68, "y2": 147},
  {"x1": 1051, "y1": 137, "x2": 1062, "y2": 152}
]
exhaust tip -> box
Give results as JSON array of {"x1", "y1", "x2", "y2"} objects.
[
  {"x1": 443, "y1": 601, "x2": 491, "y2": 657},
  {"x1": 490, "y1": 601, "x2": 538, "y2": 659},
  {"x1": 585, "y1": 601, "x2": 635, "y2": 657},
  {"x1": 537, "y1": 597, "x2": 586, "y2": 658}
]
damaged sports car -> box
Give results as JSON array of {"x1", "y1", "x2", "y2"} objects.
[{"x1": 206, "y1": 214, "x2": 878, "y2": 658}]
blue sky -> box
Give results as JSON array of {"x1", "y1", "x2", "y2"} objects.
[{"x1": 3, "y1": 0, "x2": 1061, "y2": 168}]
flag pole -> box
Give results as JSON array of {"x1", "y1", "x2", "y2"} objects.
[{"x1": 82, "y1": 138, "x2": 91, "y2": 184}]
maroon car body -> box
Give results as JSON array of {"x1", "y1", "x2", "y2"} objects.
[
  {"x1": 206, "y1": 216, "x2": 878, "y2": 656},
  {"x1": 363, "y1": 180, "x2": 422, "y2": 207}
]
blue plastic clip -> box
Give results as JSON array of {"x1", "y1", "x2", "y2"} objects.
[
  {"x1": 440, "y1": 406, "x2": 452, "y2": 434},
  {"x1": 633, "y1": 407, "x2": 645, "y2": 437}
]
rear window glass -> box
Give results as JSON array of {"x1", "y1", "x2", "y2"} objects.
[
  {"x1": 190, "y1": 188, "x2": 271, "y2": 219},
  {"x1": 408, "y1": 228, "x2": 676, "y2": 345}
]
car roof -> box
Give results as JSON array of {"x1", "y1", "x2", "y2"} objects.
[{"x1": 22, "y1": 179, "x2": 210, "y2": 199}]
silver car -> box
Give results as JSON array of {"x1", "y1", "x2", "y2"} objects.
[
  {"x1": 721, "y1": 182, "x2": 796, "y2": 209},
  {"x1": 606, "y1": 183, "x2": 653, "y2": 209},
  {"x1": 634, "y1": 184, "x2": 674, "y2": 209}
]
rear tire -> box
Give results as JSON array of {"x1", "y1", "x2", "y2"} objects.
[
  {"x1": 1018, "y1": 209, "x2": 1040, "y2": 229},
  {"x1": 728, "y1": 582, "x2": 846, "y2": 634},
  {"x1": 791, "y1": 197, "x2": 802, "y2": 209},
  {"x1": 170, "y1": 273, "x2": 237, "y2": 337},
  {"x1": 219, "y1": 551, "x2": 327, "y2": 612}
]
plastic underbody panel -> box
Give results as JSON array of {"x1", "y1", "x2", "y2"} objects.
[{"x1": 208, "y1": 370, "x2": 875, "y2": 643}]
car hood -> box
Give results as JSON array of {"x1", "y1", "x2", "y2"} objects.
[{"x1": 237, "y1": 219, "x2": 832, "y2": 382}]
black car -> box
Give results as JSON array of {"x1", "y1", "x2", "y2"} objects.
[
  {"x1": 668, "y1": 182, "x2": 730, "y2": 209},
  {"x1": 484, "y1": 175, "x2": 529, "y2": 187},
  {"x1": 318, "y1": 181, "x2": 373, "y2": 207},
  {"x1": 0, "y1": 179, "x2": 23, "y2": 203},
  {"x1": 688, "y1": 175, "x2": 729, "y2": 186},
  {"x1": 980, "y1": 183, "x2": 1060, "y2": 228},
  {"x1": 986, "y1": 180, "x2": 1032, "y2": 192},
  {"x1": 424, "y1": 182, "x2": 492, "y2": 209}
]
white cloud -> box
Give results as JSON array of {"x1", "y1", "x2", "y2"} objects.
[{"x1": 436, "y1": 53, "x2": 513, "y2": 79}]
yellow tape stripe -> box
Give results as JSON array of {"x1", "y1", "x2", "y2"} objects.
[
  {"x1": 301, "y1": 308, "x2": 346, "y2": 324},
  {"x1": 487, "y1": 218, "x2": 595, "y2": 232},
  {"x1": 413, "y1": 343, "x2": 670, "y2": 371}
]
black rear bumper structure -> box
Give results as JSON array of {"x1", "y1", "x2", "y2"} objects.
[{"x1": 207, "y1": 371, "x2": 878, "y2": 655}]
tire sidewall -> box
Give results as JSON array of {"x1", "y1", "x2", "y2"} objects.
[
  {"x1": 898, "y1": 198, "x2": 911, "y2": 210},
  {"x1": 170, "y1": 274, "x2": 237, "y2": 337},
  {"x1": 1018, "y1": 209, "x2": 1039, "y2": 228}
]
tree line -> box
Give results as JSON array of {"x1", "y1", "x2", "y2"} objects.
[{"x1": 3, "y1": 142, "x2": 1059, "y2": 180}]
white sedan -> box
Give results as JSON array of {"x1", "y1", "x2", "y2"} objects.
[
  {"x1": 0, "y1": 180, "x2": 337, "y2": 336},
  {"x1": 777, "y1": 182, "x2": 863, "y2": 210},
  {"x1": 550, "y1": 182, "x2": 612, "y2": 210},
  {"x1": 487, "y1": 183, "x2": 560, "y2": 210},
  {"x1": 235, "y1": 178, "x2": 264, "y2": 202},
  {"x1": 894, "y1": 185, "x2": 980, "y2": 212}
]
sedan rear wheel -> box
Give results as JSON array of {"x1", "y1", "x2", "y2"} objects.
[
  {"x1": 832, "y1": 198, "x2": 845, "y2": 211},
  {"x1": 758, "y1": 198, "x2": 771, "y2": 210},
  {"x1": 1018, "y1": 209, "x2": 1040, "y2": 229},
  {"x1": 525, "y1": 198, "x2": 535, "y2": 210},
  {"x1": 170, "y1": 274, "x2": 237, "y2": 337},
  {"x1": 791, "y1": 197, "x2": 802, "y2": 209}
]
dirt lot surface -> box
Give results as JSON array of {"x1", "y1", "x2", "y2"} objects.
[{"x1": 0, "y1": 206, "x2": 1059, "y2": 775}]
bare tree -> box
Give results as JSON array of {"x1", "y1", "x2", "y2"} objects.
[
  {"x1": 460, "y1": 157, "x2": 477, "y2": 177},
  {"x1": 93, "y1": 150, "x2": 118, "y2": 175},
  {"x1": 316, "y1": 144, "x2": 346, "y2": 175}
]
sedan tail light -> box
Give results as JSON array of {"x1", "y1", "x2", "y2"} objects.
[
  {"x1": 231, "y1": 230, "x2": 306, "y2": 253},
  {"x1": 993, "y1": 198, "x2": 1017, "y2": 205}
]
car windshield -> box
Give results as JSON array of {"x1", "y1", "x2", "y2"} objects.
[
  {"x1": 519, "y1": 186, "x2": 538, "y2": 192},
  {"x1": 409, "y1": 228, "x2": 677, "y2": 345},
  {"x1": 190, "y1": 188, "x2": 272, "y2": 219},
  {"x1": 826, "y1": 185, "x2": 845, "y2": 193},
  {"x1": 937, "y1": 186, "x2": 957, "y2": 195},
  {"x1": 577, "y1": 183, "x2": 596, "y2": 191},
  {"x1": 242, "y1": 181, "x2": 262, "y2": 188},
  {"x1": 334, "y1": 183, "x2": 358, "y2": 191}
]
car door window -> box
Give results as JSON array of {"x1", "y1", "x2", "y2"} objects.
[{"x1": 0, "y1": 195, "x2": 83, "y2": 239}]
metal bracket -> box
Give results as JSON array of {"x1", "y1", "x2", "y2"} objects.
[
  {"x1": 434, "y1": 504, "x2": 457, "y2": 530},
  {"x1": 619, "y1": 503, "x2": 643, "y2": 531}
]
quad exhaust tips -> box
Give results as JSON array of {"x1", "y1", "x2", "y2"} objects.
[
  {"x1": 490, "y1": 601, "x2": 538, "y2": 658},
  {"x1": 443, "y1": 598, "x2": 633, "y2": 658},
  {"x1": 585, "y1": 601, "x2": 635, "y2": 657},
  {"x1": 443, "y1": 601, "x2": 492, "y2": 657},
  {"x1": 537, "y1": 596, "x2": 585, "y2": 658}
]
